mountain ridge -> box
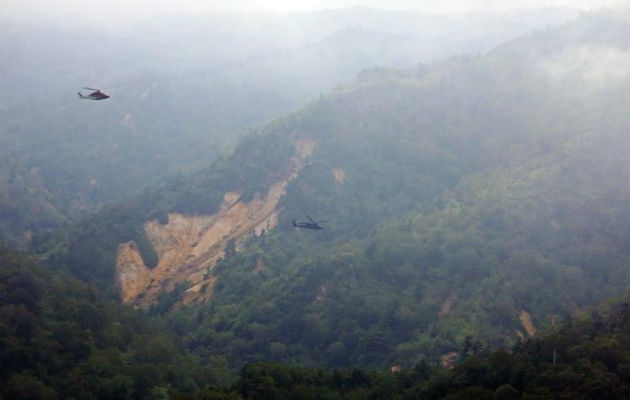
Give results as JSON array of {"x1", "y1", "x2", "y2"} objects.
[
  {"x1": 0, "y1": 7, "x2": 584, "y2": 248},
  {"x1": 45, "y1": 9, "x2": 630, "y2": 369}
]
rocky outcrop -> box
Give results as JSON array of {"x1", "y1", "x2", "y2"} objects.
[{"x1": 116, "y1": 139, "x2": 316, "y2": 309}]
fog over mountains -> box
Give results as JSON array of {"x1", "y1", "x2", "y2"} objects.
[
  {"x1": 56, "y1": 4, "x2": 630, "y2": 367},
  {"x1": 0, "y1": 8, "x2": 582, "y2": 247},
  {"x1": 0, "y1": 5, "x2": 628, "y2": 400}
]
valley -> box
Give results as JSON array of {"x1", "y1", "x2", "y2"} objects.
[
  {"x1": 52, "y1": 9, "x2": 629, "y2": 371},
  {"x1": 0, "y1": 4, "x2": 628, "y2": 400}
]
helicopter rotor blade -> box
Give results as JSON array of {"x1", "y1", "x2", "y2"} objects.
[
  {"x1": 306, "y1": 215, "x2": 315, "y2": 223},
  {"x1": 83, "y1": 87, "x2": 99, "y2": 91}
]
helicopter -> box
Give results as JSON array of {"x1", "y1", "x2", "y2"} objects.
[
  {"x1": 292, "y1": 215, "x2": 327, "y2": 230},
  {"x1": 78, "y1": 87, "x2": 110, "y2": 100}
]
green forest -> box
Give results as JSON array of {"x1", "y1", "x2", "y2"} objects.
[
  {"x1": 0, "y1": 6, "x2": 628, "y2": 400},
  {"x1": 0, "y1": 245, "x2": 213, "y2": 399},
  {"x1": 206, "y1": 298, "x2": 630, "y2": 400},
  {"x1": 2, "y1": 245, "x2": 627, "y2": 398},
  {"x1": 40, "y1": 9, "x2": 630, "y2": 372},
  {"x1": 0, "y1": 7, "x2": 576, "y2": 249}
]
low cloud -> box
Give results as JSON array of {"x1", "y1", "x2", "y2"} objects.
[{"x1": 539, "y1": 45, "x2": 630, "y2": 87}]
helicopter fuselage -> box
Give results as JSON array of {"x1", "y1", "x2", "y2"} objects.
[
  {"x1": 78, "y1": 90, "x2": 110, "y2": 100},
  {"x1": 292, "y1": 220, "x2": 324, "y2": 230}
]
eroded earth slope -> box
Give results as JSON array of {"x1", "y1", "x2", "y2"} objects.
[{"x1": 116, "y1": 139, "x2": 316, "y2": 308}]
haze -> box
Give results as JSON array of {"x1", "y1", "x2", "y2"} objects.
[
  {"x1": 2, "y1": 0, "x2": 619, "y2": 25},
  {"x1": 0, "y1": 0, "x2": 629, "y2": 396}
]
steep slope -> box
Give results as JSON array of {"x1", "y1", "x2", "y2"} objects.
[
  {"x1": 203, "y1": 297, "x2": 630, "y2": 400},
  {"x1": 0, "y1": 245, "x2": 216, "y2": 400},
  {"x1": 0, "y1": 8, "x2": 579, "y2": 246},
  {"x1": 0, "y1": 161, "x2": 66, "y2": 249},
  {"x1": 58, "y1": 10, "x2": 629, "y2": 369},
  {"x1": 116, "y1": 139, "x2": 316, "y2": 308}
]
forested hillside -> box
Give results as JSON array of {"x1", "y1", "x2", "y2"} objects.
[
  {"x1": 0, "y1": 8, "x2": 579, "y2": 247},
  {"x1": 181, "y1": 296, "x2": 630, "y2": 400},
  {"x1": 0, "y1": 245, "x2": 229, "y2": 399},
  {"x1": 3, "y1": 237, "x2": 628, "y2": 398},
  {"x1": 48, "y1": 8, "x2": 630, "y2": 374}
]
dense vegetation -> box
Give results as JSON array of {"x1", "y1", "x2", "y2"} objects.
[
  {"x1": 175, "y1": 297, "x2": 630, "y2": 400},
  {"x1": 2, "y1": 242, "x2": 627, "y2": 399},
  {"x1": 37, "y1": 9, "x2": 630, "y2": 373},
  {"x1": 0, "y1": 245, "x2": 234, "y2": 399},
  {"x1": 1, "y1": 7, "x2": 628, "y2": 398},
  {"x1": 0, "y1": 8, "x2": 577, "y2": 247}
]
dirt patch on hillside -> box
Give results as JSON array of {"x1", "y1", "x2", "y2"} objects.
[
  {"x1": 179, "y1": 276, "x2": 218, "y2": 308},
  {"x1": 519, "y1": 310, "x2": 537, "y2": 337},
  {"x1": 116, "y1": 241, "x2": 153, "y2": 304},
  {"x1": 441, "y1": 352, "x2": 458, "y2": 369},
  {"x1": 295, "y1": 138, "x2": 317, "y2": 158},
  {"x1": 116, "y1": 139, "x2": 316, "y2": 309},
  {"x1": 332, "y1": 168, "x2": 346, "y2": 183}
]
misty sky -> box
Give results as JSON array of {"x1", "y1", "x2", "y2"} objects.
[{"x1": 3, "y1": 0, "x2": 621, "y2": 25}]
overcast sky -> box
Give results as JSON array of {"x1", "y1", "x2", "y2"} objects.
[{"x1": 2, "y1": 0, "x2": 622, "y2": 25}]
